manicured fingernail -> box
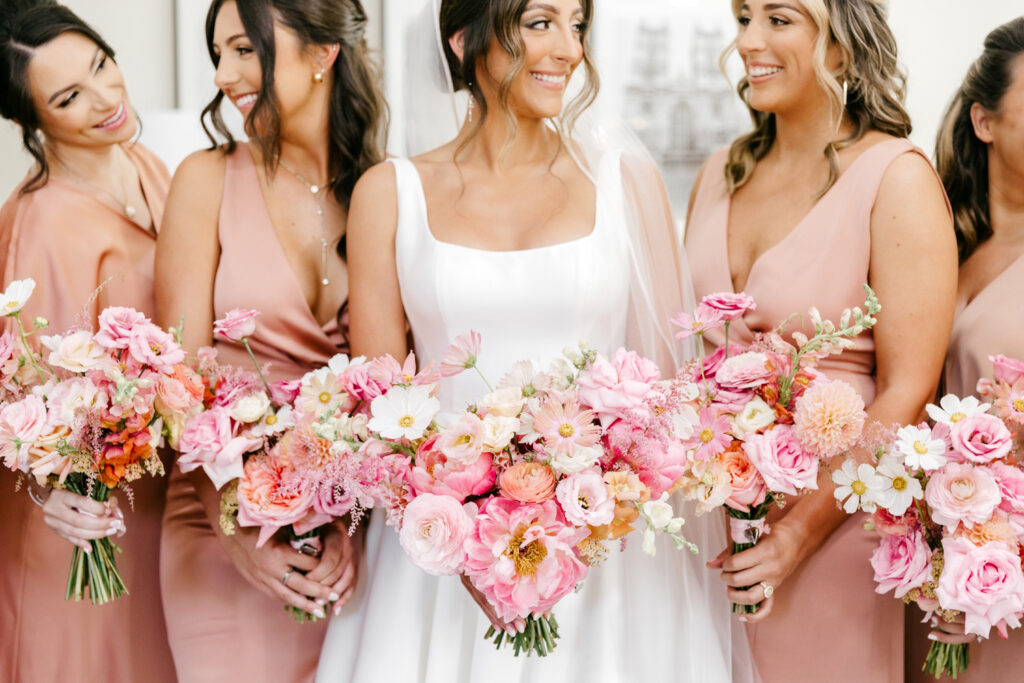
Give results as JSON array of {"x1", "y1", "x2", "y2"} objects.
[
  {"x1": 83, "y1": 545, "x2": 92, "y2": 554},
  {"x1": 314, "y1": 608, "x2": 325, "y2": 619},
  {"x1": 106, "y1": 527, "x2": 119, "y2": 536},
  {"x1": 927, "y1": 633, "x2": 939, "y2": 641},
  {"x1": 738, "y1": 616, "x2": 747, "y2": 623},
  {"x1": 329, "y1": 592, "x2": 340, "y2": 601},
  {"x1": 333, "y1": 604, "x2": 342, "y2": 616},
  {"x1": 316, "y1": 598, "x2": 326, "y2": 606}
]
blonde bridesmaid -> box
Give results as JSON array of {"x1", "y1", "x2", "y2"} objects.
[
  {"x1": 910, "y1": 17, "x2": 1024, "y2": 683},
  {"x1": 685, "y1": 1, "x2": 957, "y2": 681},
  {"x1": 154, "y1": 0, "x2": 386, "y2": 680},
  {"x1": 0, "y1": 3, "x2": 174, "y2": 682}
]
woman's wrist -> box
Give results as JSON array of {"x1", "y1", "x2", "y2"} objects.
[{"x1": 26, "y1": 478, "x2": 52, "y2": 507}]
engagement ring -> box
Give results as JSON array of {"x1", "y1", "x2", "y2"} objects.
[
  {"x1": 281, "y1": 570, "x2": 293, "y2": 586},
  {"x1": 760, "y1": 581, "x2": 775, "y2": 599}
]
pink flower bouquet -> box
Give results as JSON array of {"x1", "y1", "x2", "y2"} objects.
[
  {"x1": 670, "y1": 288, "x2": 879, "y2": 614},
  {"x1": 834, "y1": 358, "x2": 1024, "y2": 679},
  {"x1": 0, "y1": 280, "x2": 189, "y2": 604}
]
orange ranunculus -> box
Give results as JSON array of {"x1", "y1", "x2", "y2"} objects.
[{"x1": 498, "y1": 462, "x2": 556, "y2": 503}]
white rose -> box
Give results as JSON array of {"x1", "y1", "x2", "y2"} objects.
[
  {"x1": 550, "y1": 443, "x2": 602, "y2": 476},
  {"x1": 41, "y1": 330, "x2": 106, "y2": 373},
  {"x1": 642, "y1": 493, "x2": 675, "y2": 530},
  {"x1": 734, "y1": 397, "x2": 776, "y2": 435},
  {"x1": 231, "y1": 392, "x2": 271, "y2": 423},
  {"x1": 480, "y1": 387, "x2": 525, "y2": 418},
  {"x1": 481, "y1": 414, "x2": 518, "y2": 451}
]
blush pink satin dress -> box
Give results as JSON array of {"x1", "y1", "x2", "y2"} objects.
[
  {"x1": 686, "y1": 138, "x2": 933, "y2": 683},
  {"x1": 905, "y1": 252, "x2": 1024, "y2": 682},
  {"x1": 159, "y1": 145, "x2": 348, "y2": 683},
  {"x1": 0, "y1": 143, "x2": 176, "y2": 683}
]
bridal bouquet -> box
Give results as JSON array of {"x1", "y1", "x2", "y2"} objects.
[
  {"x1": 670, "y1": 288, "x2": 880, "y2": 614},
  {"x1": 833, "y1": 354, "x2": 1024, "y2": 679},
  {"x1": 174, "y1": 309, "x2": 375, "y2": 621},
  {"x1": 366, "y1": 332, "x2": 695, "y2": 657},
  {"x1": 0, "y1": 279, "x2": 183, "y2": 604}
]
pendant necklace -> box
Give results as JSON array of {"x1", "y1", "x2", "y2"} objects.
[
  {"x1": 277, "y1": 157, "x2": 336, "y2": 287},
  {"x1": 54, "y1": 148, "x2": 138, "y2": 220}
]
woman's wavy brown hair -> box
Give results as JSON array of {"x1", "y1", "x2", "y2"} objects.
[{"x1": 721, "y1": 0, "x2": 911, "y2": 196}]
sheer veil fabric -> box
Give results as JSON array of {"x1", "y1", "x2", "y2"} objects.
[{"x1": 319, "y1": 2, "x2": 757, "y2": 680}]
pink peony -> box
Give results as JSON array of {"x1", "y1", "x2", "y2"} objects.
[
  {"x1": 94, "y1": 307, "x2": 148, "y2": 349},
  {"x1": 575, "y1": 348, "x2": 660, "y2": 429},
  {"x1": 236, "y1": 453, "x2": 317, "y2": 547},
  {"x1": 407, "y1": 435, "x2": 495, "y2": 503},
  {"x1": 936, "y1": 536, "x2": 1024, "y2": 639},
  {"x1": 925, "y1": 463, "x2": 1001, "y2": 531},
  {"x1": 214, "y1": 308, "x2": 259, "y2": 341},
  {"x1": 498, "y1": 462, "x2": 556, "y2": 503},
  {"x1": 127, "y1": 322, "x2": 185, "y2": 370},
  {"x1": 439, "y1": 330, "x2": 481, "y2": 377},
  {"x1": 949, "y1": 413, "x2": 1012, "y2": 464},
  {"x1": 399, "y1": 493, "x2": 474, "y2": 576},
  {"x1": 720, "y1": 448, "x2": 768, "y2": 512},
  {"x1": 714, "y1": 351, "x2": 774, "y2": 389},
  {"x1": 463, "y1": 497, "x2": 589, "y2": 621},
  {"x1": 177, "y1": 408, "x2": 261, "y2": 489},
  {"x1": 700, "y1": 291, "x2": 757, "y2": 322},
  {"x1": 0, "y1": 395, "x2": 48, "y2": 471},
  {"x1": 872, "y1": 506, "x2": 921, "y2": 537},
  {"x1": 871, "y1": 529, "x2": 933, "y2": 598},
  {"x1": 555, "y1": 468, "x2": 615, "y2": 527},
  {"x1": 793, "y1": 379, "x2": 866, "y2": 458},
  {"x1": 741, "y1": 424, "x2": 818, "y2": 495},
  {"x1": 991, "y1": 354, "x2": 1024, "y2": 386}
]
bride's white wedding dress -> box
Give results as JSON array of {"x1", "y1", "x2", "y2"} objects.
[{"x1": 317, "y1": 155, "x2": 753, "y2": 682}]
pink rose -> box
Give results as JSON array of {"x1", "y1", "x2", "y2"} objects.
[
  {"x1": 343, "y1": 363, "x2": 387, "y2": 403},
  {"x1": 313, "y1": 481, "x2": 355, "y2": 518},
  {"x1": 925, "y1": 463, "x2": 1001, "y2": 531},
  {"x1": 0, "y1": 395, "x2": 48, "y2": 471},
  {"x1": 694, "y1": 344, "x2": 745, "y2": 381},
  {"x1": 463, "y1": 497, "x2": 589, "y2": 621},
  {"x1": 701, "y1": 292, "x2": 757, "y2": 322},
  {"x1": 988, "y1": 462, "x2": 1024, "y2": 539},
  {"x1": 575, "y1": 348, "x2": 660, "y2": 429},
  {"x1": 720, "y1": 449, "x2": 768, "y2": 512},
  {"x1": 741, "y1": 425, "x2": 818, "y2": 496},
  {"x1": 936, "y1": 536, "x2": 1024, "y2": 638},
  {"x1": 177, "y1": 408, "x2": 261, "y2": 489},
  {"x1": 236, "y1": 453, "x2": 317, "y2": 547},
  {"x1": 498, "y1": 462, "x2": 556, "y2": 503},
  {"x1": 399, "y1": 493, "x2": 474, "y2": 576},
  {"x1": 94, "y1": 307, "x2": 148, "y2": 349},
  {"x1": 555, "y1": 468, "x2": 615, "y2": 527},
  {"x1": 270, "y1": 380, "x2": 301, "y2": 406},
  {"x1": 950, "y1": 413, "x2": 1012, "y2": 464},
  {"x1": 991, "y1": 354, "x2": 1024, "y2": 386},
  {"x1": 715, "y1": 351, "x2": 774, "y2": 389},
  {"x1": 214, "y1": 308, "x2": 259, "y2": 342},
  {"x1": 156, "y1": 375, "x2": 195, "y2": 413},
  {"x1": 873, "y1": 506, "x2": 920, "y2": 536},
  {"x1": 127, "y1": 323, "x2": 186, "y2": 370},
  {"x1": 871, "y1": 529, "x2": 933, "y2": 598},
  {"x1": 407, "y1": 435, "x2": 495, "y2": 503}
]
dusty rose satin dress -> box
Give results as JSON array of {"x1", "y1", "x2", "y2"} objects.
[
  {"x1": 160, "y1": 145, "x2": 348, "y2": 683},
  {"x1": 904, "y1": 252, "x2": 1024, "y2": 682},
  {"x1": 0, "y1": 143, "x2": 176, "y2": 683},
  {"x1": 687, "y1": 139, "x2": 931, "y2": 683}
]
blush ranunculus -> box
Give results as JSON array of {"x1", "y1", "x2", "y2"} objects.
[
  {"x1": 0, "y1": 395, "x2": 48, "y2": 471},
  {"x1": 575, "y1": 348, "x2": 660, "y2": 429},
  {"x1": 214, "y1": 308, "x2": 259, "y2": 341},
  {"x1": 870, "y1": 529, "x2": 932, "y2": 598},
  {"x1": 949, "y1": 413, "x2": 1013, "y2": 464},
  {"x1": 94, "y1": 307, "x2": 148, "y2": 349},
  {"x1": 720, "y1": 448, "x2": 768, "y2": 512},
  {"x1": 313, "y1": 481, "x2": 355, "y2": 518},
  {"x1": 936, "y1": 536, "x2": 1024, "y2": 639},
  {"x1": 498, "y1": 462, "x2": 556, "y2": 503},
  {"x1": 555, "y1": 468, "x2": 614, "y2": 527},
  {"x1": 741, "y1": 425, "x2": 818, "y2": 496},
  {"x1": 714, "y1": 351, "x2": 774, "y2": 389},
  {"x1": 407, "y1": 435, "x2": 495, "y2": 503},
  {"x1": 700, "y1": 291, "x2": 756, "y2": 321},
  {"x1": 399, "y1": 493, "x2": 474, "y2": 576},
  {"x1": 925, "y1": 463, "x2": 1001, "y2": 531},
  {"x1": 236, "y1": 452, "x2": 316, "y2": 547},
  {"x1": 991, "y1": 354, "x2": 1024, "y2": 386}
]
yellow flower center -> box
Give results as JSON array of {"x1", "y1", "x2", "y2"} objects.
[
  {"x1": 402, "y1": 373, "x2": 414, "y2": 383},
  {"x1": 851, "y1": 480, "x2": 867, "y2": 496},
  {"x1": 700, "y1": 428, "x2": 715, "y2": 444},
  {"x1": 265, "y1": 414, "x2": 278, "y2": 426},
  {"x1": 522, "y1": 386, "x2": 536, "y2": 397},
  {"x1": 455, "y1": 434, "x2": 472, "y2": 447},
  {"x1": 505, "y1": 527, "x2": 548, "y2": 577},
  {"x1": 1014, "y1": 399, "x2": 1024, "y2": 412},
  {"x1": 913, "y1": 441, "x2": 928, "y2": 455},
  {"x1": 559, "y1": 423, "x2": 575, "y2": 438},
  {"x1": 398, "y1": 414, "x2": 416, "y2": 428},
  {"x1": 950, "y1": 412, "x2": 966, "y2": 423},
  {"x1": 892, "y1": 477, "x2": 907, "y2": 492},
  {"x1": 318, "y1": 391, "x2": 332, "y2": 404}
]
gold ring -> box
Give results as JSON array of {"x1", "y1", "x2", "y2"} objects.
[
  {"x1": 760, "y1": 581, "x2": 775, "y2": 599},
  {"x1": 281, "y1": 569, "x2": 293, "y2": 586}
]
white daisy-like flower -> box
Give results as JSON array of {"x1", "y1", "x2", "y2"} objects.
[
  {"x1": 894, "y1": 425, "x2": 948, "y2": 472},
  {"x1": 670, "y1": 403, "x2": 699, "y2": 441},
  {"x1": 0, "y1": 278, "x2": 35, "y2": 316},
  {"x1": 368, "y1": 385, "x2": 440, "y2": 441},
  {"x1": 249, "y1": 405, "x2": 294, "y2": 438},
  {"x1": 875, "y1": 461, "x2": 923, "y2": 516},
  {"x1": 926, "y1": 394, "x2": 990, "y2": 426},
  {"x1": 831, "y1": 460, "x2": 884, "y2": 513}
]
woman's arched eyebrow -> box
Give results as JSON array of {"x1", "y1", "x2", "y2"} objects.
[{"x1": 47, "y1": 46, "x2": 103, "y2": 105}]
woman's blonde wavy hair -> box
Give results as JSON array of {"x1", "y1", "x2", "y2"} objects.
[{"x1": 721, "y1": 0, "x2": 912, "y2": 196}]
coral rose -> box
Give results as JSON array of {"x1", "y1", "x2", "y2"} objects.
[
  {"x1": 720, "y1": 449, "x2": 767, "y2": 512},
  {"x1": 236, "y1": 452, "x2": 319, "y2": 547}
]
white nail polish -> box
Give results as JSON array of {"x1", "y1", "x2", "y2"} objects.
[
  {"x1": 329, "y1": 592, "x2": 340, "y2": 601},
  {"x1": 316, "y1": 598, "x2": 326, "y2": 606},
  {"x1": 314, "y1": 608, "x2": 325, "y2": 619}
]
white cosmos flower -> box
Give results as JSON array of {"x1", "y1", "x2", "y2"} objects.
[
  {"x1": 874, "y1": 461, "x2": 923, "y2": 516},
  {"x1": 831, "y1": 460, "x2": 885, "y2": 514},
  {"x1": 368, "y1": 385, "x2": 440, "y2": 440},
  {"x1": 670, "y1": 404, "x2": 699, "y2": 441},
  {"x1": 0, "y1": 278, "x2": 35, "y2": 316},
  {"x1": 926, "y1": 394, "x2": 990, "y2": 426},
  {"x1": 894, "y1": 425, "x2": 948, "y2": 472}
]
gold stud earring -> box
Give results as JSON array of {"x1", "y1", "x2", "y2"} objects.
[{"x1": 313, "y1": 70, "x2": 325, "y2": 84}]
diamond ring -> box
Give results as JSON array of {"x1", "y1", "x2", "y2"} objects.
[{"x1": 760, "y1": 581, "x2": 775, "y2": 599}]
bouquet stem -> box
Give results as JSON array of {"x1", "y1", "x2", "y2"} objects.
[
  {"x1": 284, "y1": 527, "x2": 325, "y2": 623},
  {"x1": 484, "y1": 614, "x2": 560, "y2": 657},
  {"x1": 63, "y1": 475, "x2": 127, "y2": 604},
  {"x1": 727, "y1": 504, "x2": 770, "y2": 615},
  {"x1": 922, "y1": 641, "x2": 969, "y2": 679}
]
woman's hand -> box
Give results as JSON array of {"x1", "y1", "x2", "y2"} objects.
[
  {"x1": 929, "y1": 613, "x2": 976, "y2": 646},
  {"x1": 304, "y1": 521, "x2": 362, "y2": 616},
  {"x1": 707, "y1": 520, "x2": 808, "y2": 622},
  {"x1": 41, "y1": 489, "x2": 126, "y2": 551},
  {"x1": 459, "y1": 574, "x2": 524, "y2": 634}
]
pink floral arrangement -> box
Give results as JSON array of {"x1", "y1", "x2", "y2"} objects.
[
  {"x1": 0, "y1": 279, "x2": 188, "y2": 604},
  {"x1": 669, "y1": 288, "x2": 879, "y2": 614},
  {"x1": 366, "y1": 333, "x2": 695, "y2": 657},
  {"x1": 834, "y1": 354, "x2": 1024, "y2": 679}
]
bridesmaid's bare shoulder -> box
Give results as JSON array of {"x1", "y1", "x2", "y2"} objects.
[
  {"x1": 162, "y1": 147, "x2": 230, "y2": 237},
  {"x1": 348, "y1": 160, "x2": 398, "y2": 243}
]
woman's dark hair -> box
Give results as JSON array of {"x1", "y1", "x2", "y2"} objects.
[
  {"x1": 0, "y1": 0, "x2": 117, "y2": 193},
  {"x1": 201, "y1": 0, "x2": 387, "y2": 209},
  {"x1": 936, "y1": 17, "x2": 1024, "y2": 262}
]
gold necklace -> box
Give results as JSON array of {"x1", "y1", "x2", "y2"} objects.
[
  {"x1": 277, "y1": 157, "x2": 336, "y2": 287},
  {"x1": 53, "y1": 148, "x2": 137, "y2": 220}
]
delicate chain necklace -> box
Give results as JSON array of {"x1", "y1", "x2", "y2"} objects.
[
  {"x1": 53, "y1": 148, "x2": 138, "y2": 220},
  {"x1": 277, "y1": 157, "x2": 336, "y2": 287}
]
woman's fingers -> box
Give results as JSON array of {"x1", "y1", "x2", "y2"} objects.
[
  {"x1": 266, "y1": 573, "x2": 327, "y2": 617},
  {"x1": 741, "y1": 595, "x2": 775, "y2": 622}
]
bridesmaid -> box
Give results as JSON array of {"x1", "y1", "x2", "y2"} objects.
[
  {"x1": 685, "y1": 1, "x2": 957, "y2": 681},
  {"x1": 912, "y1": 17, "x2": 1024, "y2": 683},
  {"x1": 0, "y1": 3, "x2": 175, "y2": 682},
  {"x1": 154, "y1": 0, "x2": 386, "y2": 681}
]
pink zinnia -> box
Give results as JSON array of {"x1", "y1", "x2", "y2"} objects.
[
  {"x1": 671, "y1": 304, "x2": 724, "y2": 341},
  {"x1": 440, "y1": 331, "x2": 482, "y2": 377},
  {"x1": 685, "y1": 407, "x2": 732, "y2": 461},
  {"x1": 792, "y1": 379, "x2": 866, "y2": 458},
  {"x1": 532, "y1": 399, "x2": 601, "y2": 456}
]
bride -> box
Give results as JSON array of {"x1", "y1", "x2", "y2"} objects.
[{"x1": 318, "y1": 0, "x2": 756, "y2": 680}]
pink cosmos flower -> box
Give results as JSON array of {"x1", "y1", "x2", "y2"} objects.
[
  {"x1": 936, "y1": 536, "x2": 1024, "y2": 639},
  {"x1": 555, "y1": 468, "x2": 615, "y2": 527},
  {"x1": 440, "y1": 331, "x2": 481, "y2": 377},
  {"x1": 700, "y1": 292, "x2": 757, "y2": 322},
  {"x1": 742, "y1": 424, "x2": 818, "y2": 495},
  {"x1": 0, "y1": 395, "x2": 48, "y2": 471},
  {"x1": 463, "y1": 497, "x2": 589, "y2": 622},
  {"x1": 685, "y1": 407, "x2": 732, "y2": 462},
  {"x1": 792, "y1": 379, "x2": 866, "y2": 458},
  {"x1": 127, "y1": 323, "x2": 186, "y2": 370},
  {"x1": 532, "y1": 399, "x2": 600, "y2": 457},
  {"x1": 950, "y1": 413, "x2": 1013, "y2": 464},
  {"x1": 925, "y1": 463, "x2": 1001, "y2": 531},
  {"x1": 870, "y1": 529, "x2": 933, "y2": 598},
  {"x1": 214, "y1": 308, "x2": 259, "y2": 342},
  {"x1": 236, "y1": 452, "x2": 319, "y2": 547},
  {"x1": 991, "y1": 354, "x2": 1024, "y2": 386},
  {"x1": 400, "y1": 494, "x2": 474, "y2": 576},
  {"x1": 575, "y1": 348, "x2": 660, "y2": 429},
  {"x1": 991, "y1": 381, "x2": 1024, "y2": 425},
  {"x1": 407, "y1": 435, "x2": 495, "y2": 502},
  {"x1": 671, "y1": 303, "x2": 724, "y2": 341},
  {"x1": 94, "y1": 307, "x2": 148, "y2": 349},
  {"x1": 714, "y1": 352, "x2": 774, "y2": 389}
]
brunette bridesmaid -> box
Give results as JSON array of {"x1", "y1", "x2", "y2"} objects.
[
  {"x1": 0, "y1": 2, "x2": 175, "y2": 681},
  {"x1": 154, "y1": 1, "x2": 386, "y2": 680},
  {"x1": 910, "y1": 17, "x2": 1024, "y2": 683},
  {"x1": 685, "y1": 1, "x2": 957, "y2": 681}
]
